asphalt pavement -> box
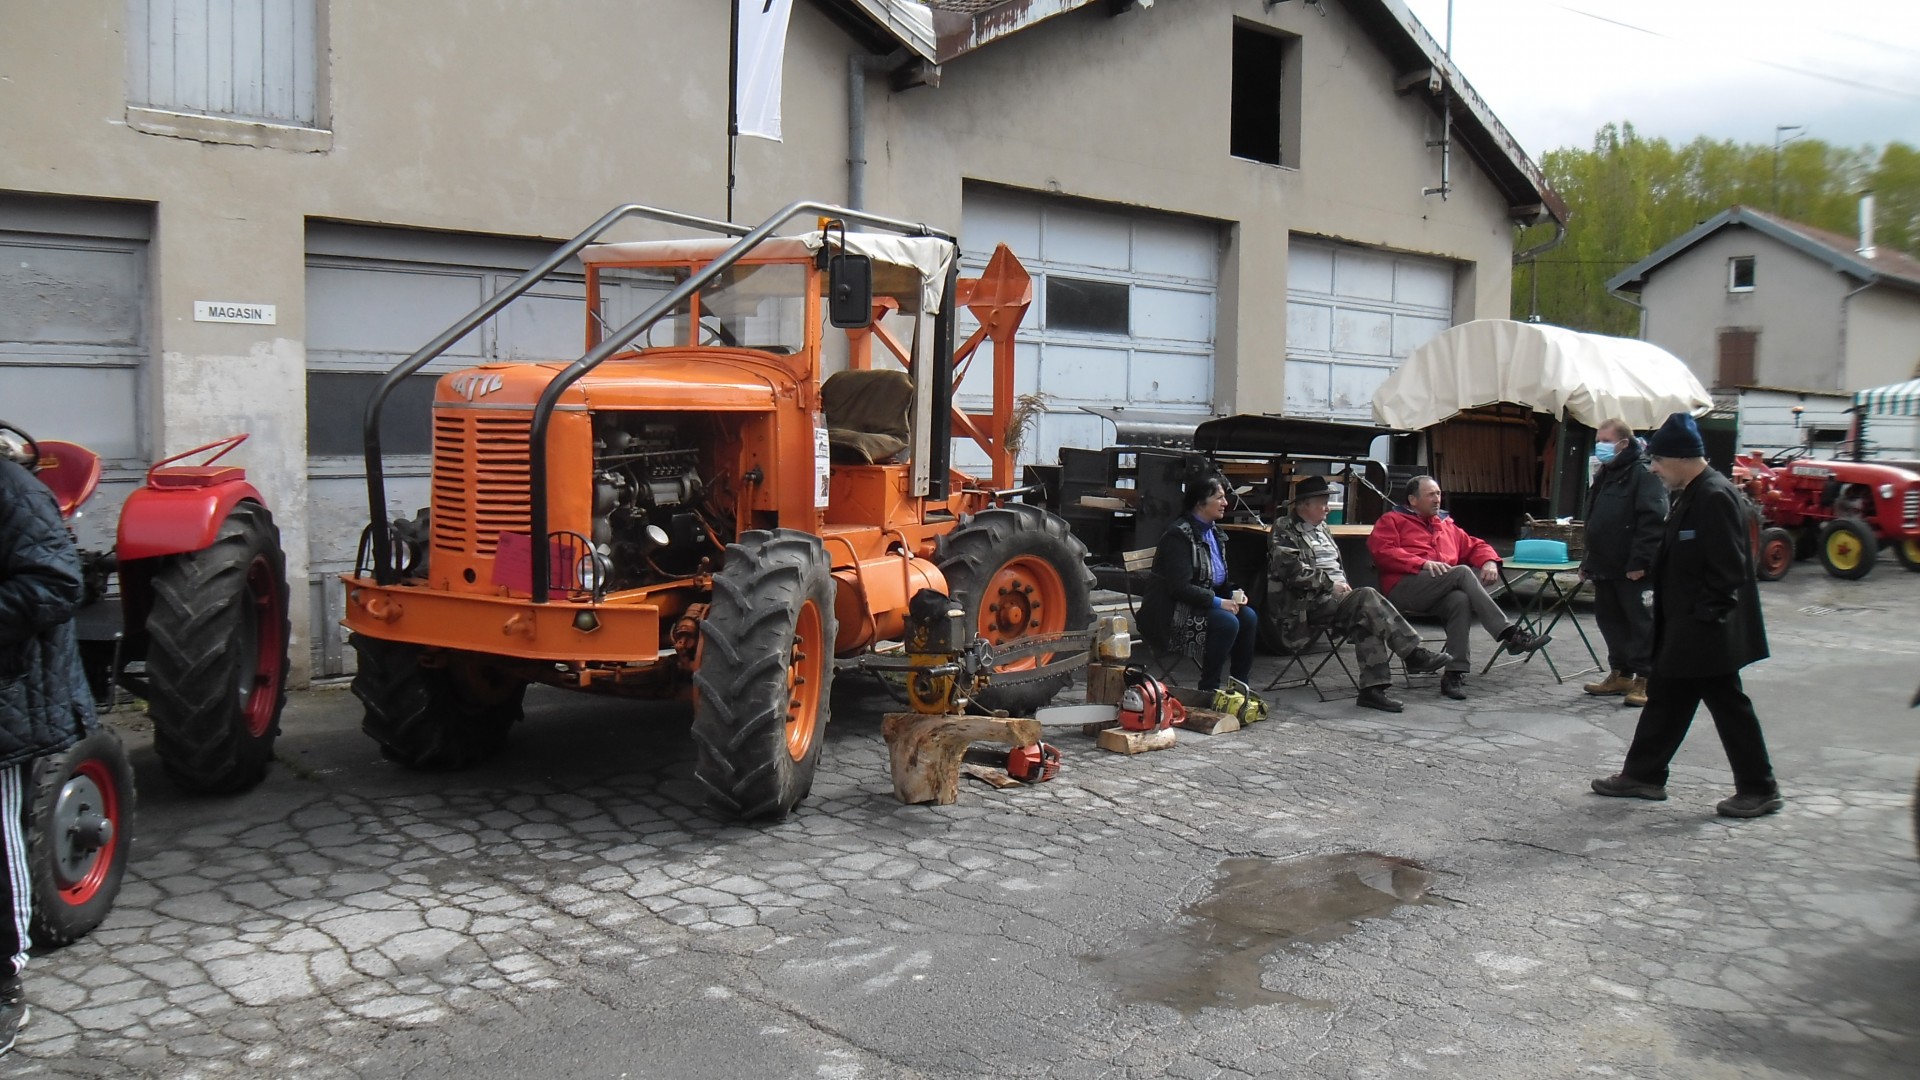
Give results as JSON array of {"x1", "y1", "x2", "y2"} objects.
[{"x1": 9, "y1": 557, "x2": 1919, "y2": 1079}]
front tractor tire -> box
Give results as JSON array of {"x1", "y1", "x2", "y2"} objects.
[
  {"x1": 935, "y1": 503, "x2": 1096, "y2": 715},
  {"x1": 351, "y1": 636, "x2": 527, "y2": 769},
  {"x1": 1756, "y1": 527, "x2": 1794, "y2": 582},
  {"x1": 1817, "y1": 518, "x2": 1876, "y2": 581},
  {"x1": 28, "y1": 728, "x2": 135, "y2": 947},
  {"x1": 692, "y1": 530, "x2": 838, "y2": 821},
  {"x1": 1896, "y1": 537, "x2": 1920, "y2": 573},
  {"x1": 145, "y1": 501, "x2": 291, "y2": 794}
]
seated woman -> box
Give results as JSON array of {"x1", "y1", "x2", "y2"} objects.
[{"x1": 1137, "y1": 475, "x2": 1256, "y2": 693}]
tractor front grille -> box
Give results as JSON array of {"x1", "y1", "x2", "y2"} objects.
[
  {"x1": 432, "y1": 411, "x2": 532, "y2": 556},
  {"x1": 1905, "y1": 488, "x2": 1919, "y2": 531}
]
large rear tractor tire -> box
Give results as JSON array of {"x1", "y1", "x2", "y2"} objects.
[
  {"x1": 1757, "y1": 527, "x2": 1794, "y2": 582},
  {"x1": 28, "y1": 728, "x2": 135, "y2": 947},
  {"x1": 1895, "y1": 537, "x2": 1920, "y2": 573},
  {"x1": 145, "y1": 501, "x2": 291, "y2": 794},
  {"x1": 1817, "y1": 518, "x2": 1876, "y2": 581},
  {"x1": 351, "y1": 636, "x2": 526, "y2": 769},
  {"x1": 691, "y1": 530, "x2": 837, "y2": 821},
  {"x1": 935, "y1": 503, "x2": 1096, "y2": 715}
]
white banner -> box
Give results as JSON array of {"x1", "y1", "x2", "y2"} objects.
[{"x1": 735, "y1": 0, "x2": 795, "y2": 142}]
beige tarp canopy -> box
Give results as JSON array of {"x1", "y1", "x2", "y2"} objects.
[
  {"x1": 1372, "y1": 319, "x2": 1713, "y2": 431},
  {"x1": 580, "y1": 232, "x2": 955, "y2": 314}
]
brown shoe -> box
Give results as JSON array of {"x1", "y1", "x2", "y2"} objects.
[
  {"x1": 1584, "y1": 670, "x2": 1632, "y2": 695},
  {"x1": 1623, "y1": 677, "x2": 1648, "y2": 707}
]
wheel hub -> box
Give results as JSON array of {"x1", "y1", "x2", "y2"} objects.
[{"x1": 52, "y1": 773, "x2": 109, "y2": 888}]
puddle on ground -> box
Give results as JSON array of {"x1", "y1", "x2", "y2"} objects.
[{"x1": 1082, "y1": 852, "x2": 1438, "y2": 1014}]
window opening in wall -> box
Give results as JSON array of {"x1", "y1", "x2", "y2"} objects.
[
  {"x1": 1728, "y1": 256, "x2": 1756, "y2": 292},
  {"x1": 1231, "y1": 25, "x2": 1287, "y2": 166},
  {"x1": 127, "y1": 0, "x2": 321, "y2": 127},
  {"x1": 1045, "y1": 275, "x2": 1130, "y2": 335}
]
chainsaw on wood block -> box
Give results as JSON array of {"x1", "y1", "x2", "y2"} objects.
[
  {"x1": 1117, "y1": 666, "x2": 1185, "y2": 732},
  {"x1": 859, "y1": 589, "x2": 1092, "y2": 715}
]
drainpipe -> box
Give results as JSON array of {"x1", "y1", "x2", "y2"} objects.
[
  {"x1": 1607, "y1": 285, "x2": 1649, "y2": 341},
  {"x1": 848, "y1": 51, "x2": 908, "y2": 210}
]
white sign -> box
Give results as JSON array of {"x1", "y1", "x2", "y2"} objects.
[
  {"x1": 814, "y1": 416, "x2": 832, "y2": 508},
  {"x1": 194, "y1": 301, "x2": 277, "y2": 325}
]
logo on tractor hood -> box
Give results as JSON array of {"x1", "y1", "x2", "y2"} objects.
[{"x1": 450, "y1": 373, "x2": 505, "y2": 401}]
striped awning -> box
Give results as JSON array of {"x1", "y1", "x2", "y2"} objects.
[{"x1": 1854, "y1": 378, "x2": 1920, "y2": 417}]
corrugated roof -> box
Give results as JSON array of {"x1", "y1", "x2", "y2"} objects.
[{"x1": 1608, "y1": 205, "x2": 1920, "y2": 295}]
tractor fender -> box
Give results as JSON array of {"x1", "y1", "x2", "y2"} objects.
[{"x1": 116, "y1": 481, "x2": 266, "y2": 561}]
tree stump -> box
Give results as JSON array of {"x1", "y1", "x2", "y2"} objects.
[{"x1": 882, "y1": 712, "x2": 1042, "y2": 806}]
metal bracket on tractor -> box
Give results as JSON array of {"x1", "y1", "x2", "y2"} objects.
[{"x1": 859, "y1": 629, "x2": 1092, "y2": 714}]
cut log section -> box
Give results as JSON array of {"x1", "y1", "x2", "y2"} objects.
[
  {"x1": 882, "y1": 712, "x2": 1043, "y2": 806},
  {"x1": 1096, "y1": 726, "x2": 1178, "y2": 755}
]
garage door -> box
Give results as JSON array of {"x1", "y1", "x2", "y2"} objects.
[
  {"x1": 0, "y1": 195, "x2": 151, "y2": 553},
  {"x1": 957, "y1": 188, "x2": 1218, "y2": 470},
  {"x1": 305, "y1": 225, "x2": 672, "y2": 675},
  {"x1": 1285, "y1": 237, "x2": 1454, "y2": 421}
]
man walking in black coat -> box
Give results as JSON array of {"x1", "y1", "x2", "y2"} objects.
[
  {"x1": 1591, "y1": 412, "x2": 1782, "y2": 818},
  {"x1": 1579, "y1": 418, "x2": 1669, "y2": 707},
  {"x1": 0, "y1": 433, "x2": 93, "y2": 1052}
]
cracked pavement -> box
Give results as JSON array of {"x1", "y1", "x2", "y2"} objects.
[{"x1": 10, "y1": 563, "x2": 1918, "y2": 1079}]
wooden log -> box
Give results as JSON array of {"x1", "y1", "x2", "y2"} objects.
[
  {"x1": 882, "y1": 712, "x2": 1043, "y2": 806},
  {"x1": 1178, "y1": 707, "x2": 1240, "y2": 735},
  {"x1": 960, "y1": 763, "x2": 1022, "y2": 790},
  {"x1": 1096, "y1": 726, "x2": 1179, "y2": 755},
  {"x1": 1086, "y1": 662, "x2": 1128, "y2": 705}
]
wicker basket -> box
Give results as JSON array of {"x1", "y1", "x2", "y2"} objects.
[{"x1": 1521, "y1": 517, "x2": 1587, "y2": 560}]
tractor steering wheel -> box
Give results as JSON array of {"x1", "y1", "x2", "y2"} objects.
[
  {"x1": 0, "y1": 420, "x2": 41, "y2": 472},
  {"x1": 697, "y1": 316, "x2": 739, "y2": 348}
]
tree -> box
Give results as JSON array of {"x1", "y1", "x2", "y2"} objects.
[{"x1": 1512, "y1": 126, "x2": 1919, "y2": 334}]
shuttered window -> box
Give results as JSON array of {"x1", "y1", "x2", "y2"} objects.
[
  {"x1": 127, "y1": 0, "x2": 320, "y2": 127},
  {"x1": 1717, "y1": 328, "x2": 1758, "y2": 389}
]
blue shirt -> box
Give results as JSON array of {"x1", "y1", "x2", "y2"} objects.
[{"x1": 1189, "y1": 514, "x2": 1227, "y2": 603}]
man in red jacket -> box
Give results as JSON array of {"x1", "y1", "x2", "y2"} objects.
[{"x1": 1367, "y1": 475, "x2": 1547, "y2": 699}]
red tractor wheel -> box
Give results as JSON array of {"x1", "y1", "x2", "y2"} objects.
[
  {"x1": 145, "y1": 502, "x2": 291, "y2": 794},
  {"x1": 1896, "y1": 538, "x2": 1920, "y2": 574},
  {"x1": 1817, "y1": 518, "x2": 1876, "y2": 581},
  {"x1": 28, "y1": 728, "x2": 135, "y2": 947},
  {"x1": 1756, "y1": 527, "x2": 1794, "y2": 582}
]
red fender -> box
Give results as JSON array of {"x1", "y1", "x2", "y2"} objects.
[{"x1": 116, "y1": 481, "x2": 266, "y2": 560}]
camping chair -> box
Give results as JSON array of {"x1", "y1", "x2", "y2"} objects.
[{"x1": 1263, "y1": 623, "x2": 1360, "y2": 701}]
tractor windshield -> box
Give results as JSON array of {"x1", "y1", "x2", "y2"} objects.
[{"x1": 594, "y1": 261, "x2": 808, "y2": 355}]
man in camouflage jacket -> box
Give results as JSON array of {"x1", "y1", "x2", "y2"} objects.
[{"x1": 1266, "y1": 476, "x2": 1451, "y2": 712}]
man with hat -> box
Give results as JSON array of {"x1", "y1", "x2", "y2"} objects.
[
  {"x1": 1267, "y1": 475, "x2": 1452, "y2": 712},
  {"x1": 1591, "y1": 412, "x2": 1782, "y2": 818}
]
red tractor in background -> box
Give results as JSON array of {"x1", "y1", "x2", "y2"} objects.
[
  {"x1": 2, "y1": 420, "x2": 291, "y2": 947},
  {"x1": 1734, "y1": 447, "x2": 1920, "y2": 581}
]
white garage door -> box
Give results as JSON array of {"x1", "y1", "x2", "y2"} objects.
[
  {"x1": 305, "y1": 225, "x2": 674, "y2": 675},
  {"x1": 1285, "y1": 237, "x2": 1455, "y2": 421},
  {"x1": 0, "y1": 195, "x2": 151, "y2": 554},
  {"x1": 957, "y1": 188, "x2": 1218, "y2": 468}
]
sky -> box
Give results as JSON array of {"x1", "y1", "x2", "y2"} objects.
[{"x1": 1398, "y1": 0, "x2": 1920, "y2": 160}]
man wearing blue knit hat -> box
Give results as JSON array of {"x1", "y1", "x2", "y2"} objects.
[{"x1": 1590, "y1": 412, "x2": 1782, "y2": 818}]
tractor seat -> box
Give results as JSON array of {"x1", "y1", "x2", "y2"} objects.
[{"x1": 821, "y1": 368, "x2": 913, "y2": 464}]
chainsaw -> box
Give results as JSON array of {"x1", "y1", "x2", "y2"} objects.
[{"x1": 859, "y1": 588, "x2": 1092, "y2": 714}]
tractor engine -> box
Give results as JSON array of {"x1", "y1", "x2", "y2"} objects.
[{"x1": 589, "y1": 413, "x2": 714, "y2": 589}]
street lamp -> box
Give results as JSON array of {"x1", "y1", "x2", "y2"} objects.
[{"x1": 1772, "y1": 124, "x2": 1804, "y2": 213}]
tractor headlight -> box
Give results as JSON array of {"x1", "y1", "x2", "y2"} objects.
[
  {"x1": 576, "y1": 551, "x2": 609, "y2": 591},
  {"x1": 1880, "y1": 483, "x2": 1896, "y2": 499}
]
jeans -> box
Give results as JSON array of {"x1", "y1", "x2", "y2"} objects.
[{"x1": 1201, "y1": 604, "x2": 1258, "y2": 692}]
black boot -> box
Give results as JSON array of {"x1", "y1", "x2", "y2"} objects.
[
  {"x1": 1499, "y1": 624, "x2": 1551, "y2": 655},
  {"x1": 1439, "y1": 671, "x2": 1467, "y2": 700},
  {"x1": 1403, "y1": 646, "x2": 1452, "y2": 674},
  {"x1": 1356, "y1": 685, "x2": 1404, "y2": 713},
  {"x1": 1715, "y1": 787, "x2": 1783, "y2": 818}
]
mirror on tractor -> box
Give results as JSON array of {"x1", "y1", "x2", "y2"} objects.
[{"x1": 827, "y1": 252, "x2": 873, "y2": 328}]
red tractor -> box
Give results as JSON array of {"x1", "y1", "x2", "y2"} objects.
[
  {"x1": 3, "y1": 421, "x2": 291, "y2": 945},
  {"x1": 1734, "y1": 448, "x2": 1920, "y2": 581}
]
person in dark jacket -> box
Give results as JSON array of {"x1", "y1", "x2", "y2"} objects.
[
  {"x1": 1580, "y1": 418, "x2": 1669, "y2": 707},
  {"x1": 0, "y1": 438, "x2": 93, "y2": 1054},
  {"x1": 1137, "y1": 475, "x2": 1255, "y2": 693},
  {"x1": 1591, "y1": 412, "x2": 1781, "y2": 818}
]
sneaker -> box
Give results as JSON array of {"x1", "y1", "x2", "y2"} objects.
[
  {"x1": 1356, "y1": 686, "x2": 1404, "y2": 713},
  {"x1": 1501, "y1": 626, "x2": 1551, "y2": 656},
  {"x1": 1439, "y1": 671, "x2": 1467, "y2": 700},
  {"x1": 1716, "y1": 790, "x2": 1784, "y2": 818},
  {"x1": 1403, "y1": 647, "x2": 1452, "y2": 675},
  {"x1": 1590, "y1": 773, "x2": 1668, "y2": 800},
  {"x1": 0, "y1": 982, "x2": 28, "y2": 1056}
]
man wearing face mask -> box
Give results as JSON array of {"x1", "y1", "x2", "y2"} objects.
[{"x1": 1579, "y1": 419, "x2": 1669, "y2": 707}]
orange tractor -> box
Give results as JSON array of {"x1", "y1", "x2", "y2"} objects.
[{"x1": 343, "y1": 203, "x2": 1094, "y2": 819}]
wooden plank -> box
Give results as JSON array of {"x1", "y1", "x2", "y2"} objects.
[
  {"x1": 1120, "y1": 546, "x2": 1157, "y2": 571},
  {"x1": 960, "y1": 763, "x2": 1022, "y2": 790},
  {"x1": 1097, "y1": 726, "x2": 1179, "y2": 755}
]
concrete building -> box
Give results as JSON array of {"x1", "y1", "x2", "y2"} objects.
[
  {"x1": 0, "y1": 0, "x2": 1564, "y2": 680},
  {"x1": 1607, "y1": 203, "x2": 1920, "y2": 456}
]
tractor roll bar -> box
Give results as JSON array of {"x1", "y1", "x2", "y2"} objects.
[
  {"x1": 363, "y1": 204, "x2": 751, "y2": 585},
  {"x1": 527, "y1": 200, "x2": 956, "y2": 602}
]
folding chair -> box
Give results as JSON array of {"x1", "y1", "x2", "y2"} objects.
[
  {"x1": 1124, "y1": 588, "x2": 1204, "y2": 688},
  {"x1": 1263, "y1": 624, "x2": 1359, "y2": 701}
]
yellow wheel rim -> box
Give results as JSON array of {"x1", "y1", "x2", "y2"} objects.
[
  {"x1": 1905, "y1": 539, "x2": 1920, "y2": 564},
  {"x1": 1826, "y1": 532, "x2": 1862, "y2": 571}
]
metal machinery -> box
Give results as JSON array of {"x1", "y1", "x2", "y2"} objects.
[{"x1": 342, "y1": 202, "x2": 1096, "y2": 820}]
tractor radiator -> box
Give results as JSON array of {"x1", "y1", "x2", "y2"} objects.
[
  {"x1": 1906, "y1": 489, "x2": 1919, "y2": 531},
  {"x1": 431, "y1": 411, "x2": 532, "y2": 557}
]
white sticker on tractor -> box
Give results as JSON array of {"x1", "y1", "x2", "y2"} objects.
[{"x1": 814, "y1": 417, "x2": 831, "y2": 508}]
